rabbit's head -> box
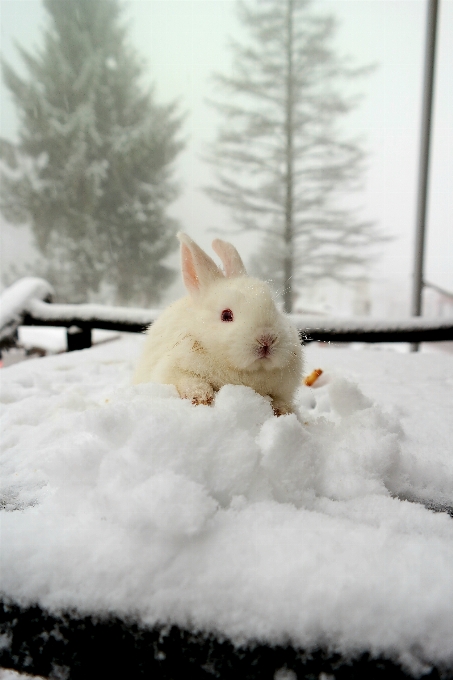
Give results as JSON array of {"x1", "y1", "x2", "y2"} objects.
[{"x1": 178, "y1": 233, "x2": 299, "y2": 374}]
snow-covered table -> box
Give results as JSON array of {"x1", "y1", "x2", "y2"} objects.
[{"x1": 1, "y1": 336, "x2": 452, "y2": 679}]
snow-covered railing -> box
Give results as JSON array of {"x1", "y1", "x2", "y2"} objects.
[
  {"x1": 23, "y1": 297, "x2": 160, "y2": 333},
  {"x1": 292, "y1": 314, "x2": 453, "y2": 344},
  {"x1": 20, "y1": 298, "x2": 161, "y2": 351},
  {"x1": 1, "y1": 278, "x2": 453, "y2": 353},
  {"x1": 21, "y1": 301, "x2": 453, "y2": 347},
  {"x1": 0, "y1": 277, "x2": 54, "y2": 345},
  {"x1": 0, "y1": 278, "x2": 159, "y2": 352}
]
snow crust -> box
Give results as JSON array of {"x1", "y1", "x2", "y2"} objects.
[{"x1": 1, "y1": 336, "x2": 452, "y2": 675}]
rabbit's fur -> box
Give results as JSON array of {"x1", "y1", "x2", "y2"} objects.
[{"x1": 133, "y1": 233, "x2": 303, "y2": 415}]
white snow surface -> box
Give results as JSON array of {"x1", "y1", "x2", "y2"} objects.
[{"x1": 1, "y1": 336, "x2": 452, "y2": 676}]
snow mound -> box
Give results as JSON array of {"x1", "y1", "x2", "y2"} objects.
[{"x1": 1, "y1": 337, "x2": 452, "y2": 676}]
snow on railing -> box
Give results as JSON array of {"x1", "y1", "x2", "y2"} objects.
[
  {"x1": 291, "y1": 314, "x2": 453, "y2": 343},
  {"x1": 25, "y1": 298, "x2": 161, "y2": 332},
  {"x1": 0, "y1": 277, "x2": 54, "y2": 344},
  {"x1": 1, "y1": 277, "x2": 453, "y2": 351},
  {"x1": 24, "y1": 300, "x2": 453, "y2": 344}
]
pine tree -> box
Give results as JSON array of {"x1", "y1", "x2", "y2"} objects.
[
  {"x1": 1, "y1": 0, "x2": 184, "y2": 304},
  {"x1": 206, "y1": 0, "x2": 380, "y2": 313}
]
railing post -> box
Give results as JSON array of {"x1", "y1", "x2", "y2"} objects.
[
  {"x1": 67, "y1": 326, "x2": 92, "y2": 352},
  {"x1": 411, "y1": 0, "x2": 439, "y2": 350}
]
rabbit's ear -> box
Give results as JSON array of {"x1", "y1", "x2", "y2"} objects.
[
  {"x1": 212, "y1": 238, "x2": 247, "y2": 278},
  {"x1": 178, "y1": 232, "x2": 222, "y2": 296}
]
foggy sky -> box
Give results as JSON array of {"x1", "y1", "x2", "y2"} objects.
[{"x1": 1, "y1": 0, "x2": 452, "y2": 303}]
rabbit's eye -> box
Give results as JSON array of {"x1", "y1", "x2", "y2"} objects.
[{"x1": 221, "y1": 309, "x2": 234, "y2": 322}]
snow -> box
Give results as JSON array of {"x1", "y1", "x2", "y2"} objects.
[
  {"x1": 26, "y1": 298, "x2": 160, "y2": 326},
  {"x1": 2, "y1": 277, "x2": 451, "y2": 351},
  {"x1": 0, "y1": 671, "x2": 43, "y2": 680},
  {"x1": 22, "y1": 299, "x2": 453, "y2": 333},
  {"x1": 1, "y1": 336, "x2": 452, "y2": 676},
  {"x1": 0, "y1": 278, "x2": 53, "y2": 342},
  {"x1": 17, "y1": 326, "x2": 120, "y2": 354},
  {"x1": 291, "y1": 313, "x2": 453, "y2": 333}
]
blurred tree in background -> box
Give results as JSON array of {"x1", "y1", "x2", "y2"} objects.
[
  {"x1": 206, "y1": 0, "x2": 381, "y2": 313},
  {"x1": 0, "y1": 0, "x2": 184, "y2": 305}
]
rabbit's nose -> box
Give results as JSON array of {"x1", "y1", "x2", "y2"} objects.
[
  {"x1": 256, "y1": 334, "x2": 276, "y2": 357},
  {"x1": 258, "y1": 334, "x2": 276, "y2": 347}
]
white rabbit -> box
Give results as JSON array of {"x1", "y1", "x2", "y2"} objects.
[{"x1": 133, "y1": 233, "x2": 303, "y2": 415}]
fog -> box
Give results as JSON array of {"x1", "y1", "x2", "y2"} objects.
[{"x1": 1, "y1": 0, "x2": 452, "y2": 314}]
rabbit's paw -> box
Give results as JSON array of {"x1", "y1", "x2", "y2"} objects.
[
  {"x1": 271, "y1": 399, "x2": 293, "y2": 417},
  {"x1": 192, "y1": 394, "x2": 214, "y2": 406},
  {"x1": 177, "y1": 376, "x2": 215, "y2": 407}
]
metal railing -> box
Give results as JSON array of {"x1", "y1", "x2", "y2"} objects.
[{"x1": 1, "y1": 278, "x2": 453, "y2": 354}]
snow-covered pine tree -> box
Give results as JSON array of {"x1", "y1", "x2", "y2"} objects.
[
  {"x1": 1, "y1": 0, "x2": 184, "y2": 304},
  {"x1": 206, "y1": 0, "x2": 381, "y2": 313}
]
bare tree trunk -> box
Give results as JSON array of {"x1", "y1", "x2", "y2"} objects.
[{"x1": 283, "y1": 0, "x2": 295, "y2": 314}]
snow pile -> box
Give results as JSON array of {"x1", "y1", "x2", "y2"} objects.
[{"x1": 1, "y1": 336, "x2": 453, "y2": 676}]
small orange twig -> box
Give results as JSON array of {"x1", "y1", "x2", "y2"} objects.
[{"x1": 304, "y1": 368, "x2": 323, "y2": 387}]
